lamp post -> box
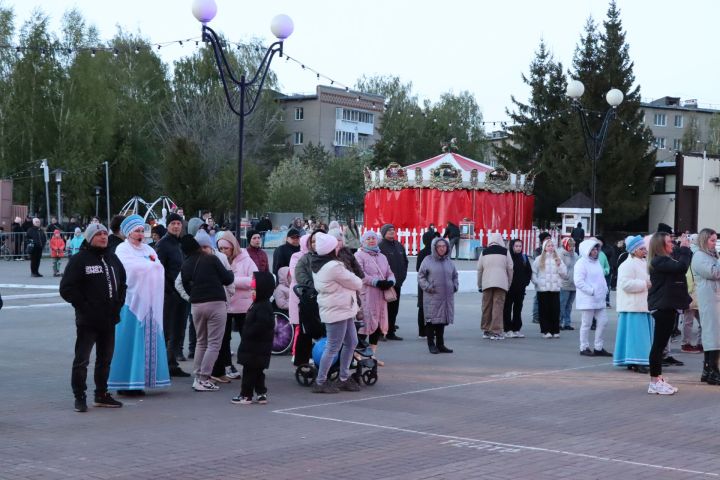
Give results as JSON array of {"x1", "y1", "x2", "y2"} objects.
[
  {"x1": 94, "y1": 186, "x2": 102, "y2": 218},
  {"x1": 192, "y1": 0, "x2": 293, "y2": 239},
  {"x1": 566, "y1": 79, "x2": 624, "y2": 236},
  {"x1": 40, "y1": 159, "x2": 50, "y2": 226},
  {"x1": 52, "y1": 169, "x2": 65, "y2": 223}
]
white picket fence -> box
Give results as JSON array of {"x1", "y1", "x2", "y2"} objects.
[{"x1": 359, "y1": 227, "x2": 561, "y2": 257}]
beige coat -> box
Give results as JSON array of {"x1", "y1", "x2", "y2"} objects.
[{"x1": 476, "y1": 245, "x2": 514, "y2": 291}]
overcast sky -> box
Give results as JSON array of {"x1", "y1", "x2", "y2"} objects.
[{"x1": 6, "y1": 0, "x2": 720, "y2": 126}]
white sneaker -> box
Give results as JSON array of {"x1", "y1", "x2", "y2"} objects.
[
  {"x1": 193, "y1": 379, "x2": 220, "y2": 392},
  {"x1": 513, "y1": 331, "x2": 525, "y2": 338},
  {"x1": 659, "y1": 377, "x2": 679, "y2": 393},
  {"x1": 489, "y1": 333, "x2": 504, "y2": 340},
  {"x1": 543, "y1": 333, "x2": 552, "y2": 339},
  {"x1": 552, "y1": 334, "x2": 560, "y2": 338},
  {"x1": 504, "y1": 331, "x2": 516, "y2": 338},
  {"x1": 225, "y1": 366, "x2": 241, "y2": 379},
  {"x1": 482, "y1": 331, "x2": 491, "y2": 339},
  {"x1": 647, "y1": 381, "x2": 675, "y2": 395}
]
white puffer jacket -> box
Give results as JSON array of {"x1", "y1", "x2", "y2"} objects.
[
  {"x1": 574, "y1": 239, "x2": 608, "y2": 310},
  {"x1": 531, "y1": 254, "x2": 567, "y2": 292},
  {"x1": 312, "y1": 260, "x2": 363, "y2": 324},
  {"x1": 616, "y1": 256, "x2": 649, "y2": 313}
]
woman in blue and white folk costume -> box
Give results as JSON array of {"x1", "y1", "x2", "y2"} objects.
[
  {"x1": 613, "y1": 235, "x2": 653, "y2": 373},
  {"x1": 108, "y1": 215, "x2": 171, "y2": 395}
]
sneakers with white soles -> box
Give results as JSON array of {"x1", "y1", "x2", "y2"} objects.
[
  {"x1": 648, "y1": 380, "x2": 676, "y2": 395},
  {"x1": 193, "y1": 379, "x2": 220, "y2": 392},
  {"x1": 513, "y1": 331, "x2": 525, "y2": 338}
]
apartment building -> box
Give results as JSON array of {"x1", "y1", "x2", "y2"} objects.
[
  {"x1": 277, "y1": 85, "x2": 385, "y2": 155},
  {"x1": 640, "y1": 96, "x2": 719, "y2": 163}
]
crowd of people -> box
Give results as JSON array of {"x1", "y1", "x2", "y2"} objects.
[{"x1": 13, "y1": 206, "x2": 716, "y2": 410}]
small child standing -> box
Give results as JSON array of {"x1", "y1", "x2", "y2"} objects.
[
  {"x1": 50, "y1": 230, "x2": 66, "y2": 277},
  {"x1": 231, "y1": 271, "x2": 276, "y2": 405},
  {"x1": 273, "y1": 266, "x2": 290, "y2": 311}
]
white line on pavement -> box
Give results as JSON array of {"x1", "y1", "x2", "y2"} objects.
[
  {"x1": 2, "y1": 302, "x2": 70, "y2": 310},
  {"x1": 0, "y1": 283, "x2": 59, "y2": 290},
  {"x1": 3, "y1": 293, "x2": 60, "y2": 300}
]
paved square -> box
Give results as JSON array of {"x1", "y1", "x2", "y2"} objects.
[{"x1": 1, "y1": 259, "x2": 718, "y2": 479}]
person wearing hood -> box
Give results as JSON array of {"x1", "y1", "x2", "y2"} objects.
[
  {"x1": 108, "y1": 215, "x2": 171, "y2": 397},
  {"x1": 558, "y1": 238, "x2": 579, "y2": 331},
  {"x1": 646, "y1": 231, "x2": 691, "y2": 394},
  {"x1": 50, "y1": 229, "x2": 66, "y2": 277},
  {"x1": 289, "y1": 233, "x2": 315, "y2": 366},
  {"x1": 379, "y1": 223, "x2": 408, "y2": 340},
  {"x1": 613, "y1": 235, "x2": 653, "y2": 374},
  {"x1": 60, "y1": 223, "x2": 127, "y2": 412},
  {"x1": 181, "y1": 230, "x2": 234, "y2": 391},
  {"x1": 68, "y1": 227, "x2": 85, "y2": 256},
  {"x1": 416, "y1": 230, "x2": 439, "y2": 337},
  {"x1": 273, "y1": 228, "x2": 301, "y2": 279},
  {"x1": 232, "y1": 271, "x2": 276, "y2": 405},
  {"x1": 691, "y1": 229, "x2": 720, "y2": 385},
  {"x1": 355, "y1": 230, "x2": 395, "y2": 363},
  {"x1": 504, "y1": 238, "x2": 532, "y2": 337},
  {"x1": 532, "y1": 238, "x2": 567, "y2": 338},
  {"x1": 274, "y1": 266, "x2": 291, "y2": 310},
  {"x1": 418, "y1": 237, "x2": 459, "y2": 354},
  {"x1": 27, "y1": 217, "x2": 46, "y2": 277},
  {"x1": 215, "y1": 231, "x2": 255, "y2": 381},
  {"x1": 246, "y1": 229, "x2": 269, "y2": 272},
  {"x1": 477, "y1": 232, "x2": 514, "y2": 340},
  {"x1": 311, "y1": 232, "x2": 363, "y2": 393},
  {"x1": 574, "y1": 238, "x2": 612, "y2": 355}
]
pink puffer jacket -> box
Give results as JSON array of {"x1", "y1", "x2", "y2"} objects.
[{"x1": 227, "y1": 249, "x2": 258, "y2": 314}]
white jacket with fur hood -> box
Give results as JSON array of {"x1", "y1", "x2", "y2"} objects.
[{"x1": 574, "y1": 239, "x2": 609, "y2": 310}]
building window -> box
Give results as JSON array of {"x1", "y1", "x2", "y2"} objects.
[
  {"x1": 654, "y1": 114, "x2": 666, "y2": 126},
  {"x1": 294, "y1": 107, "x2": 304, "y2": 120},
  {"x1": 654, "y1": 137, "x2": 666, "y2": 149},
  {"x1": 665, "y1": 174, "x2": 676, "y2": 193},
  {"x1": 358, "y1": 134, "x2": 370, "y2": 149},
  {"x1": 335, "y1": 108, "x2": 374, "y2": 125},
  {"x1": 674, "y1": 115, "x2": 683, "y2": 128},
  {"x1": 673, "y1": 139, "x2": 682, "y2": 151},
  {"x1": 334, "y1": 130, "x2": 356, "y2": 146},
  {"x1": 653, "y1": 176, "x2": 665, "y2": 193},
  {"x1": 294, "y1": 132, "x2": 303, "y2": 145}
]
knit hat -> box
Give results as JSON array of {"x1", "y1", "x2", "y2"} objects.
[
  {"x1": 328, "y1": 220, "x2": 341, "y2": 231},
  {"x1": 327, "y1": 227, "x2": 344, "y2": 241},
  {"x1": 624, "y1": 235, "x2": 644, "y2": 254},
  {"x1": 120, "y1": 215, "x2": 144, "y2": 237},
  {"x1": 151, "y1": 224, "x2": 167, "y2": 238},
  {"x1": 195, "y1": 229, "x2": 212, "y2": 248},
  {"x1": 53, "y1": 229, "x2": 61, "y2": 235},
  {"x1": 74, "y1": 227, "x2": 82, "y2": 235},
  {"x1": 246, "y1": 229, "x2": 259, "y2": 243},
  {"x1": 180, "y1": 234, "x2": 200, "y2": 255},
  {"x1": 84, "y1": 223, "x2": 108, "y2": 243},
  {"x1": 361, "y1": 230, "x2": 380, "y2": 244},
  {"x1": 188, "y1": 217, "x2": 203, "y2": 236},
  {"x1": 314, "y1": 232, "x2": 338, "y2": 256},
  {"x1": 166, "y1": 212, "x2": 183, "y2": 226},
  {"x1": 657, "y1": 223, "x2": 674, "y2": 235},
  {"x1": 561, "y1": 237, "x2": 574, "y2": 252},
  {"x1": 380, "y1": 224, "x2": 394, "y2": 238},
  {"x1": 487, "y1": 232, "x2": 503, "y2": 246}
]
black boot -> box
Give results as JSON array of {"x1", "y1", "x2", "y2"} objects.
[
  {"x1": 436, "y1": 325, "x2": 453, "y2": 353},
  {"x1": 426, "y1": 325, "x2": 439, "y2": 354}
]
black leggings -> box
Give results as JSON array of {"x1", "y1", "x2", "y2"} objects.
[
  {"x1": 704, "y1": 350, "x2": 720, "y2": 371},
  {"x1": 212, "y1": 314, "x2": 233, "y2": 377},
  {"x1": 650, "y1": 309, "x2": 676, "y2": 377}
]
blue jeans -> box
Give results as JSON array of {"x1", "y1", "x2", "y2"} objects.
[
  {"x1": 317, "y1": 319, "x2": 358, "y2": 385},
  {"x1": 559, "y1": 290, "x2": 576, "y2": 327}
]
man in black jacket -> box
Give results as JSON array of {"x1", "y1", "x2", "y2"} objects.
[
  {"x1": 443, "y1": 222, "x2": 461, "y2": 260},
  {"x1": 26, "y1": 218, "x2": 46, "y2": 277},
  {"x1": 156, "y1": 212, "x2": 191, "y2": 376},
  {"x1": 379, "y1": 224, "x2": 408, "y2": 340},
  {"x1": 60, "y1": 223, "x2": 127, "y2": 412},
  {"x1": 107, "y1": 214, "x2": 125, "y2": 253},
  {"x1": 272, "y1": 228, "x2": 300, "y2": 280}
]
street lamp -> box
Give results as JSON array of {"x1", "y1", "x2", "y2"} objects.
[
  {"x1": 566, "y1": 79, "x2": 624, "y2": 235},
  {"x1": 192, "y1": 0, "x2": 293, "y2": 239},
  {"x1": 53, "y1": 169, "x2": 65, "y2": 224},
  {"x1": 94, "y1": 186, "x2": 102, "y2": 218}
]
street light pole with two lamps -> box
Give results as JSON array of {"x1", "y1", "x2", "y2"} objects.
[
  {"x1": 192, "y1": 0, "x2": 293, "y2": 240},
  {"x1": 566, "y1": 79, "x2": 624, "y2": 236}
]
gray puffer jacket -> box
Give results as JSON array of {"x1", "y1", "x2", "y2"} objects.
[{"x1": 417, "y1": 238, "x2": 458, "y2": 325}]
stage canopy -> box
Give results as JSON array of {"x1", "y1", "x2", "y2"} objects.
[{"x1": 363, "y1": 152, "x2": 534, "y2": 232}]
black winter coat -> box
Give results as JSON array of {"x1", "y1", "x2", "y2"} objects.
[
  {"x1": 648, "y1": 247, "x2": 692, "y2": 311},
  {"x1": 59, "y1": 244, "x2": 127, "y2": 330},
  {"x1": 26, "y1": 226, "x2": 46, "y2": 249},
  {"x1": 509, "y1": 251, "x2": 532, "y2": 292},
  {"x1": 181, "y1": 253, "x2": 234, "y2": 304},
  {"x1": 156, "y1": 233, "x2": 184, "y2": 295},
  {"x1": 379, "y1": 239, "x2": 408, "y2": 287},
  {"x1": 238, "y1": 272, "x2": 276, "y2": 369},
  {"x1": 273, "y1": 242, "x2": 300, "y2": 279}
]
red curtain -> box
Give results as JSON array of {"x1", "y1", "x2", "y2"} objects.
[{"x1": 364, "y1": 189, "x2": 534, "y2": 231}]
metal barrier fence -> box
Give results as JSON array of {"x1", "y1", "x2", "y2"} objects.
[{"x1": 0, "y1": 231, "x2": 81, "y2": 261}]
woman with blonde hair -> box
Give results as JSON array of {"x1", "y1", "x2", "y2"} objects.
[
  {"x1": 691, "y1": 228, "x2": 720, "y2": 385},
  {"x1": 531, "y1": 239, "x2": 567, "y2": 338},
  {"x1": 646, "y1": 231, "x2": 692, "y2": 394}
]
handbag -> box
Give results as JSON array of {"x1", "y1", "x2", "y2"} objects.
[
  {"x1": 370, "y1": 255, "x2": 397, "y2": 303},
  {"x1": 25, "y1": 239, "x2": 35, "y2": 255}
]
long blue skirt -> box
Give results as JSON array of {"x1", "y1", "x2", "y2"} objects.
[
  {"x1": 108, "y1": 305, "x2": 171, "y2": 390},
  {"x1": 613, "y1": 312, "x2": 653, "y2": 366}
]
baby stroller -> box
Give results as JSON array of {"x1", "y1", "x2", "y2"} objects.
[{"x1": 293, "y1": 286, "x2": 378, "y2": 387}]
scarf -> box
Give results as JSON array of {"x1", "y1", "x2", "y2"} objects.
[{"x1": 115, "y1": 240, "x2": 165, "y2": 329}]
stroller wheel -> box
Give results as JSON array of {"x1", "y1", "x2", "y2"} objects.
[
  {"x1": 361, "y1": 370, "x2": 378, "y2": 386},
  {"x1": 295, "y1": 364, "x2": 316, "y2": 387},
  {"x1": 271, "y1": 311, "x2": 294, "y2": 355}
]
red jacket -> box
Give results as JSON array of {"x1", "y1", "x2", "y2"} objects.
[
  {"x1": 50, "y1": 236, "x2": 66, "y2": 258},
  {"x1": 246, "y1": 246, "x2": 269, "y2": 272}
]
